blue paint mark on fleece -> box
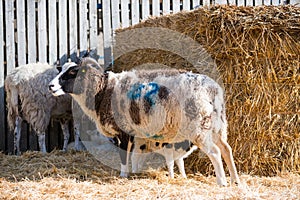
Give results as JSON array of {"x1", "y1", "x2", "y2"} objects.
[
  {"x1": 127, "y1": 83, "x2": 145, "y2": 100},
  {"x1": 144, "y1": 82, "x2": 159, "y2": 107},
  {"x1": 145, "y1": 133, "x2": 164, "y2": 140},
  {"x1": 127, "y1": 82, "x2": 160, "y2": 107}
]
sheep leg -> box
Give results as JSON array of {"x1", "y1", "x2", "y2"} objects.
[
  {"x1": 217, "y1": 138, "x2": 240, "y2": 185},
  {"x1": 125, "y1": 138, "x2": 133, "y2": 174},
  {"x1": 38, "y1": 132, "x2": 47, "y2": 153},
  {"x1": 14, "y1": 116, "x2": 22, "y2": 155},
  {"x1": 165, "y1": 153, "x2": 175, "y2": 178},
  {"x1": 131, "y1": 145, "x2": 142, "y2": 173},
  {"x1": 119, "y1": 148, "x2": 130, "y2": 177},
  {"x1": 60, "y1": 121, "x2": 70, "y2": 152},
  {"x1": 73, "y1": 121, "x2": 81, "y2": 151},
  {"x1": 119, "y1": 135, "x2": 134, "y2": 177},
  {"x1": 200, "y1": 143, "x2": 227, "y2": 186},
  {"x1": 175, "y1": 158, "x2": 187, "y2": 178}
]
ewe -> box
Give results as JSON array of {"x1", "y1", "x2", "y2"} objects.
[{"x1": 49, "y1": 57, "x2": 240, "y2": 186}]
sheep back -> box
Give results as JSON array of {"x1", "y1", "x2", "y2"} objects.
[{"x1": 5, "y1": 63, "x2": 71, "y2": 132}]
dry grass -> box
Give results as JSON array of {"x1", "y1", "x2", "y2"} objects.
[
  {"x1": 0, "y1": 151, "x2": 299, "y2": 200},
  {"x1": 113, "y1": 5, "x2": 300, "y2": 176}
]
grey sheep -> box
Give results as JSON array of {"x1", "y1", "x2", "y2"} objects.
[
  {"x1": 5, "y1": 63, "x2": 81, "y2": 155},
  {"x1": 49, "y1": 57, "x2": 240, "y2": 186}
]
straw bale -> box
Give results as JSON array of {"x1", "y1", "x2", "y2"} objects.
[{"x1": 113, "y1": 5, "x2": 300, "y2": 176}]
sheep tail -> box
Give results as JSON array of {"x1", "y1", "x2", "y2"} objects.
[{"x1": 5, "y1": 80, "x2": 20, "y2": 131}]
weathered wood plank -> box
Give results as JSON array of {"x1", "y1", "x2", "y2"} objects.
[
  {"x1": 132, "y1": 0, "x2": 140, "y2": 24},
  {"x1": 0, "y1": 0, "x2": 6, "y2": 152},
  {"x1": 246, "y1": 0, "x2": 253, "y2": 5},
  {"x1": 17, "y1": 0, "x2": 26, "y2": 66},
  {"x1": 254, "y1": 0, "x2": 263, "y2": 5},
  {"x1": 111, "y1": 0, "x2": 120, "y2": 31},
  {"x1": 182, "y1": 0, "x2": 191, "y2": 10},
  {"x1": 5, "y1": 0, "x2": 15, "y2": 72},
  {"x1": 192, "y1": 0, "x2": 200, "y2": 8},
  {"x1": 59, "y1": 0, "x2": 68, "y2": 64},
  {"x1": 227, "y1": 0, "x2": 236, "y2": 5},
  {"x1": 102, "y1": 0, "x2": 112, "y2": 66},
  {"x1": 121, "y1": 0, "x2": 130, "y2": 27},
  {"x1": 89, "y1": 0, "x2": 98, "y2": 55},
  {"x1": 237, "y1": 0, "x2": 245, "y2": 6},
  {"x1": 290, "y1": 0, "x2": 300, "y2": 5},
  {"x1": 272, "y1": 0, "x2": 280, "y2": 5},
  {"x1": 203, "y1": 0, "x2": 210, "y2": 6},
  {"x1": 264, "y1": 0, "x2": 271, "y2": 5},
  {"x1": 69, "y1": 0, "x2": 77, "y2": 60},
  {"x1": 215, "y1": 0, "x2": 228, "y2": 5},
  {"x1": 142, "y1": 0, "x2": 150, "y2": 20},
  {"x1": 38, "y1": 0, "x2": 47, "y2": 63},
  {"x1": 162, "y1": 0, "x2": 170, "y2": 15},
  {"x1": 27, "y1": 0, "x2": 37, "y2": 63},
  {"x1": 172, "y1": 0, "x2": 180, "y2": 13},
  {"x1": 48, "y1": 0, "x2": 57, "y2": 65},
  {"x1": 152, "y1": 0, "x2": 160, "y2": 16},
  {"x1": 79, "y1": 0, "x2": 88, "y2": 57}
]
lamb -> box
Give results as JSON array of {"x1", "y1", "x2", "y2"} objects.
[
  {"x1": 49, "y1": 57, "x2": 240, "y2": 186},
  {"x1": 5, "y1": 63, "x2": 81, "y2": 155},
  {"x1": 132, "y1": 137, "x2": 197, "y2": 178}
]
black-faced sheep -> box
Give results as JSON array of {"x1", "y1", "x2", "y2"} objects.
[
  {"x1": 5, "y1": 63, "x2": 81, "y2": 155},
  {"x1": 132, "y1": 138, "x2": 197, "y2": 178},
  {"x1": 49, "y1": 57, "x2": 240, "y2": 186}
]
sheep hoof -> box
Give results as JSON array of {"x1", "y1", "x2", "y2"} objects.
[{"x1": 119, "y1": 172, "x2": 129, "y2": 178}]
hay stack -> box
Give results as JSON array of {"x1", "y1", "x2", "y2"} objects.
[{"x1": 113, "y1": 5, "x2": 300, "y2": 176}]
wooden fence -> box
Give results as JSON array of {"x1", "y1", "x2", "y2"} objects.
[{"x1": 0, "y1": 0, "x2": 299, "y2": 153}]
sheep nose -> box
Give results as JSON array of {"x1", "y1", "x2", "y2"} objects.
[{"x1": 49, "y1": 84, "x2": 54, "y2": 91}]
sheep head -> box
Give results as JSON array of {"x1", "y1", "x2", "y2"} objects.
[{"x1": 49, "y1": 58, "x2": 104, "y2": 97}]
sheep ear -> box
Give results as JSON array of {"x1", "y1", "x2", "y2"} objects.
[{"x1": 79, "y1": 57, "x2": 104, "y2": 71}]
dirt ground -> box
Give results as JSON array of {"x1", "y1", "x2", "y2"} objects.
[{"x1": 0, "y1": 151, "x2": 299, "y2": 200}]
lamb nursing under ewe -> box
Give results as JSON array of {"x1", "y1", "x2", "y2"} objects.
[
  {"x1": 5, "y1": 63, "x2": 81, "y2": 155},
  {"x1": 49, "y1": 57, "x2": 240, "y2": 186},
  {"x1": 132, "y1": 138, "x2": 198, "y2": 178}
]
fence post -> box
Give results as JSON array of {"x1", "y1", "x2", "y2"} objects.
[
  {"x1": 38, "y1": 0, "x2": 47, "y2": 63},
  {"x1": 59, "y1": 0, "x2": 68, "y2": 64},
  {"x1": 17, "y1": 0, "x2": 26, "y2": 66},
  {"x1": 49, "y1": 0, "x2": 58, "y2": 65},
  {"x1": 121, "y1": 0, "x2": 130, "y2": 27},
  {"x1": 173, "y1": 0, "x2": 180, "y2": 13},
  {"x1": 152, "y1": 0, "x2": 160, "y2": 16},
  {"x1": 132, "y1": 0, "x2": 140, "y2": 25},
  {"x1": 183, "y1": 0, "x2": 191, "y2": 10},
  {"x1": 89, "y1": 0, "x2": 98, "y2": 59},
  {"x1": 69, "y1": 0, "x2": 77, "y2": 61},
  {"x1": 255, "y1": 0, "x2": 263, "y2": 6},
  {"x1": 290, "y1": 0, "x2": 300, "y2": 5},
  {"x1": 27, "y1": 0, "x2": 37, "y2": 63},
  {"x1": 142, "y1": 0, "x2": 150, "y2": 20},
  {"x1": 0, "y1": 0, "x2": 6, "y2": 152},
  {"x1": 103, "y1": 0, "x2": 112, "y2": 67},
  {"x1": 5, "y1": 0, "x2": 15, "y2": 73},
  {"x1": 79, "y1": 0, "x2": 88, "y2": 58},
  {"x1": 162, "y1": 0, "x2": 171, "y2": 15}
]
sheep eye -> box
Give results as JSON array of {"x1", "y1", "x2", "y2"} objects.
[{"x1": 69, "y1": 69, "x2": 78, "y2": 76}]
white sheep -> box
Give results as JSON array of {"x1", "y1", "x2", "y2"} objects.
[
  {"x1": 132, "y1": 137, "x2": 197, "y2": 178},
  {"x1": 5, "y1": 63, "x2": 81, "y2": 155},
  {"x1": 49, "y1": 57, "x2": 240, "y2": 186}
]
